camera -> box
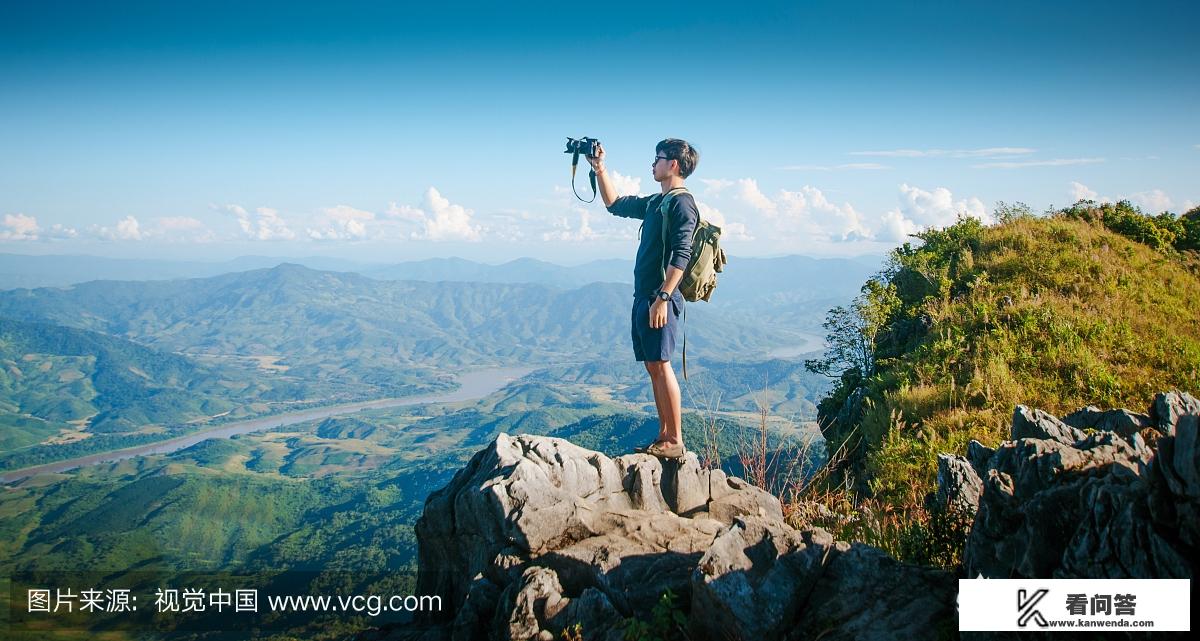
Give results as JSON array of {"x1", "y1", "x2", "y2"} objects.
[{"x1": 564, "y1": 136, "x2": 600, "y2": 158}]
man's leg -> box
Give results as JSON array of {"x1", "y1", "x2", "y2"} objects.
[{"x1": 645, "y1": 360, "x2": 682, "y2": 445}]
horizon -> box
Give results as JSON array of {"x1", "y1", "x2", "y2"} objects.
[{"x1": 2, "y1": 0, "x2": 1197, "y2": 263}]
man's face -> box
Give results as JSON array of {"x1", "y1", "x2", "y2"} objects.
[{"x1": 651, "y1": 151, "x2": 675, "y2": 182}]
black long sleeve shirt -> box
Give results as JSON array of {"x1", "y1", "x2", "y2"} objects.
[{"x1": 607, "y1": 190, "x2": 699, "y2": 297}]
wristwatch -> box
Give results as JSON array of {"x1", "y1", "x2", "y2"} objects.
[{"x1": 655, "y1": 290, "x2": 671, "y2": 301}]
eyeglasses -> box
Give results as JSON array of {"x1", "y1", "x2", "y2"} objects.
[{"x1": 653, "y1": 156, "x2": 671, "y2": 164}]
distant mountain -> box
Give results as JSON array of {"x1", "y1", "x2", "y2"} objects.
[
  {"x1": 0, "y1": 252, "x2": 883, "y2": 305},
  {"x1": 0, "y1": 253, "x2": 373, "y2": 290},
  {"x1": 0, "y1": 317, "x2": 271, "y2": 447},
  {"x1": 364, "y1": 256, "x2": 633, "y2": 287},
  {"x1": 0, "y1": 263, "x2": 803, "y2": 378}
]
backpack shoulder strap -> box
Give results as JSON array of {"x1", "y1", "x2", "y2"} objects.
[{"x1": 658, "y1": 187, "x2": 691, "y2": 279}]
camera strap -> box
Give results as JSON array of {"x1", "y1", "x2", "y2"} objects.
[{"x1": 570, "y1": 152, "x2": 597, "y2": 203}]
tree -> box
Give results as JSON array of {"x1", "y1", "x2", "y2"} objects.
[{"x1": 805, "y1": 279, "x2": 899, "y2": 381}]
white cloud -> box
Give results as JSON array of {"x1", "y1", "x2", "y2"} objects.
[
  {"x1": 1069, "y1": 181, "x2": 1101, "y2": 202},
  {"x1": 307, "y1": 205, "x2": 375, "y2": 241},
  {"x1": 1129, "y1": 189, "x2": 1174, "y2": 214},
  {"x1": 157, "y1": 216, "x2": 205, "y2": 231},
  {"x1": 972, "y1": 157, "x2": 1105, "y2": 169},
  {"x1": 154, "y1": 216, "x2": 214, "y2": 242},
  {"x1": 387, "y1": 187, "x2": 482, "y2": 241},
  {"x1": 733, "y1": 178, "x2": 778, "y2": 216},
  {"x1": 0, "y1": 213, "x2": 40, "y2": 240},
  {"x1": 608, "y1": 169, "x2": 645, "y2": 197},
  {"x1": 1067, "y1": 183, "x2": 1194, "y2": 212},
  {"x1": 222, "y1": 204, "x2": 296, "y2": 240},
  {"x1": 850, "y1": 147, "x2": 1036, "y2": 158},
  {"x1": 89, "y1": 215, "x2": 145, "y2": 241},
  {"x1": 778, "y1": 163, "x2": 889, "y2": 171},
  {"x1": 696, "y1": 202, "x2": 752, "y2": 241},
  {"x1": 47, "y1": 224, "x2": 78, "y2": 239},
  {"x1": 699, "y1": 178, "x2": 870, "y2": 243},
  {"x1": 699, "y1": 178, "x2": 734, "y2": 196},
  {"x1": 541, "y1": 211, "x2": 598, "y2": 242},
  {"x1": 877, "y1": 184, "x2": 989, "y2": 242}
]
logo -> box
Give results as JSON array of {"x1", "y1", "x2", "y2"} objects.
[{"x1": 1017, "y1": 588, "x2": 1049, "y2": 628}]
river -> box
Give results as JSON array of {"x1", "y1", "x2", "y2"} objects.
[{"x1": 0, "y1": 366, "x2": 536, "y2": 484}]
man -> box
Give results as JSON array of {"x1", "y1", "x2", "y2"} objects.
[{"x1": 587, "y1": 139, "x2": 700, "y2": 459}]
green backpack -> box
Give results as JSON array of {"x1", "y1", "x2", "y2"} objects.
[
  {"x1": 655, "y1": 187, "x2": 727, "y2": 302},
  {"x1": 640, "y1": 187, "x2": 729, "y2": 379}
]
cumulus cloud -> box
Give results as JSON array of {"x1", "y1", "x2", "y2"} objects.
[
  {"x1": 156, "y1": 216, "x2": 205, "y2": 231},
  {"x1": 1067, "y1": 182, "x2": 1194, "y2": 213},
  {"x1": 699, "y1": 178, "x2": 734, "y2": 196},
  {"x1": 1129, "y1": 189, "x2": 1175, "y2": 214},
  {"x1": 0, "y1": 213, "x2": 40, "y2": 240},
  {"x1": 972, "y1": 157, "x2": 1104, "y2": 169},
  {"x1": 698, "y1": 178, "x2": 872, "y2": 243},
  {"x1": 542, "y1": 211, "x2": 598, "y2": 242},
  {"x1": 732, "y1": 178, "x2": 778, "y2": 216},
  {"x1": 307, "y1": 205, "x2": 375, "y2": 241},
  {"x1": 221, "y1": 204, "x2": 296, "y2": 240},
  {"x1": 696, "y1": 202, "x2": 752, "y2": 241},
  {"x1": 47, "y1": 223, "x2": 78, "y2": 239},
  {"x1": 778, "y1": 163, "x2": 889, "y2": 171},
  {"x1": 1069, "y1": 181, "x2": 1102, "y2": 202},
  {"x1": 875, "y1": 184, "x2": 989, "y2": 242},
  {"x1": 154, "y1": 216, "x2": 213, "y2": 242},
  {"x1": 608, "y1": 169, "x2": 645, "y2": 197},
  {"x1": 387, "y1": 187, "x2": 482, "y2": 241},
  {"x1": 850, "y1": 147, "x2": 1036, "y2": 158},
  {"x1": 88, "y1": 215, "x2": 145, "y2": 241}
]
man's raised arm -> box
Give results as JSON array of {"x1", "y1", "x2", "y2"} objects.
[{"x1": 586, "y1": 142, "x2": 619, "y2": 208}]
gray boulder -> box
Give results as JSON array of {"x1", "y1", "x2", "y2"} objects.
[
  {"x1": 1011, "y1": 404, "x2": 1087, "y2": 443},
  {"x1": 1062, "y1": 404, "x2": 1153, "y2": 438},
  {"x1": 397, "y1": 433, "x2": 954, "y2": 641},
  {"x1": 940, "y1": 393, "x2": 1199, "y2": 580},
  {"x1": 933, "y1": 453, "x2": 982, "y2": 516}
]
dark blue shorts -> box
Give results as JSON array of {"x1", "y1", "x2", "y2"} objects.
[{"x1": 631, "y1": 291, "x2": 684, "y2": 362}]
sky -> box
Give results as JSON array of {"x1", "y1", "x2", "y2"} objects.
[{"x1": 1, "y1": 0, "x2": 1197, "y2": 265}]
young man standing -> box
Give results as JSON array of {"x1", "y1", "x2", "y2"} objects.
[{"x1": 587, "y1": 139, "x2": 700, "y2": 459}]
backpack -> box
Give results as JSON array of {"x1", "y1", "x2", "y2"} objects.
[
  {"x1": 656, "y1": 187, "x2": 727, "y2": 302},
  {"x1": 641, "y1": 187, "x2": 730, "y2": 380}
]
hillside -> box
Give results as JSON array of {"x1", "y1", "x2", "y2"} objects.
[
  {"x1": 0, "y1": 317, "x2": 281, "y2": 449},
  {"x1": 813, "y1": 201, "x2": 1200, "y2": 532}
]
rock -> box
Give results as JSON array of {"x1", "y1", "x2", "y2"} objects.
[
  {"x1": 690, "y1": 518, "x2": 836, "y2": 641},
  {"x1": 933, "y1": 453, "x2": 982, "y2": 516},
  {"x1": 965, "y1": 439, "x2": 995, "y2": 479},
  {"x1": 792, "y1": 543, "x2": 957, "y2": 641},
  {"x1": 1062, "y1": 405, "x2": 1153, "y2": 438},
  {"x1": 397, "y1": 433, "x2": 951, "y2": 641},
  {"x1": 1011, "y1": 404, "x2": 1087, "y2": 444},
  {"x1": 951, "y1": 394, "x2": 1198, "y2": 581},
  {"x1": 1151, "y1": 390, "x2": 1200, "y2": 437}
]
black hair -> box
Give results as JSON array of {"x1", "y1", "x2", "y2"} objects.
[{"x1": 655, "y1": 138, "x2": 699, "y2": 179}]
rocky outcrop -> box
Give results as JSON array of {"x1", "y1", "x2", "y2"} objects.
[
  {"x1": 937, "y1": 390, "x2": 1199, "y2": 580},
  {"x1": 372, "y1": 433, "x2": 954, "y2": 641}
]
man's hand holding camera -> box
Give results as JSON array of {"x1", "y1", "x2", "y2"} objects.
[{"x1": 586, "y1": 142, "x2": 605, "y2": 174}]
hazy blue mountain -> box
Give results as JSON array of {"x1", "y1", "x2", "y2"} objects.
[
  {"x1": 0, "y1": 264, "x2": 803, "y2": 379},
  {"x1": 364, "y1": 256, "x2": 633, "y2": 287},
  {"x1": 0, "y1": 253, "x2": 376, "y2": 290}
]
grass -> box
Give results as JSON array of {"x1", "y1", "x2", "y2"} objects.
[{"x1": 739, "y1": 205, "x2": 1200, "y2": 571}]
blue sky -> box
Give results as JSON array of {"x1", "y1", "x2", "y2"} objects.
[{"x1": 2, "y1": 0, "x2": 1197, "y2": 264}]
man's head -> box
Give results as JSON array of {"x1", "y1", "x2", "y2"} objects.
[{"x1": 652, "y1": 138, "x2": 699, "y2": 182}]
